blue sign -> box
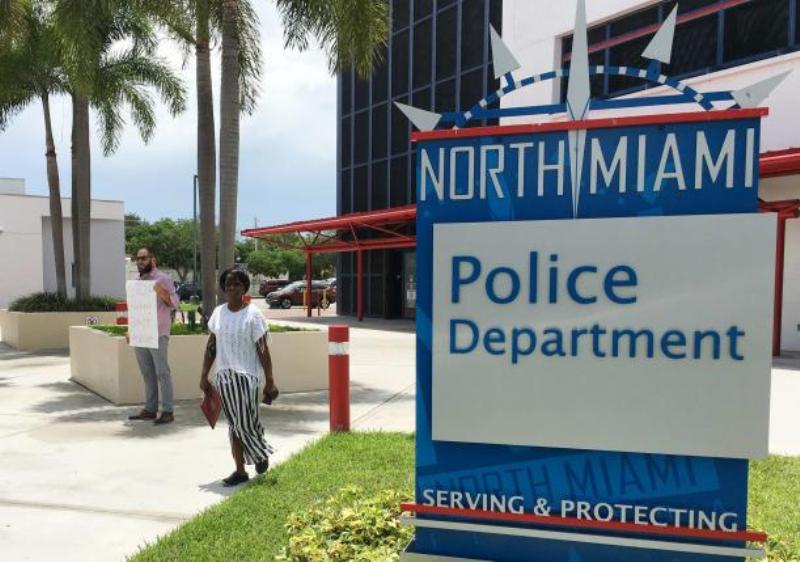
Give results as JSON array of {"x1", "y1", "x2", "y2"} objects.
[
  {"x1": 405, "y1": 110, "x2": 772, "y2": 562},
  {"x1": 400, "y1": 3, "x2": 781, "y2": 559}
]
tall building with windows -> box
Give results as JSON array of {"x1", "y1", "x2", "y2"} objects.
[
  {"x1": 334, "y1": 0, "x2": 800, "y2": 348},
  {"x1": 337, "y1": 0, "x2": 502, "y2": 319}
]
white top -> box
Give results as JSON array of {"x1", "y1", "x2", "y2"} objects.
[{"x1": 208, "y1": 303, "x2": 270, "y2": 383}]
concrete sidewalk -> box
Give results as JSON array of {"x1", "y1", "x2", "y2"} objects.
[
  {"x1": 0, "y1": 319, "x2": 414, "y2": 562},
  {"x1": 1, "y1": 311, "x2": 799, "y2": 561}
]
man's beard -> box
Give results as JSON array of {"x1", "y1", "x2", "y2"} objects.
[{"x1": 138, "y1": 262, "x2": 153, "y2": 275}]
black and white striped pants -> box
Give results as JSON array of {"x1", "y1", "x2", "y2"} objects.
[{"x1": 214, "y1": 370, "x2": 275, "y2": 464}]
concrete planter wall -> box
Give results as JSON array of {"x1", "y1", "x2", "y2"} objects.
[
  {"x1": 0, "y1": 310, "x2": 117, "y2": 351},
  {"x1": 69, "y1": 326, "x2": 327, "y2": 405}
]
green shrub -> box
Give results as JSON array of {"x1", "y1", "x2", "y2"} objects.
[
  {"x1": 9, "y1": 292, "x2": 119, "y2": 312},
  {"x1": 277, "y1": 486, "x2": 413, "y2": 562}
]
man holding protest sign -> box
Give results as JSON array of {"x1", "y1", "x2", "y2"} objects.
[{"x1": 127, "y1": 247, "x2": 179, "y2": 425}]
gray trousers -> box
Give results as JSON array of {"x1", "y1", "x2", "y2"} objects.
[{"x1": 133, "y1": 336, "x2": 174, "y2": 413}]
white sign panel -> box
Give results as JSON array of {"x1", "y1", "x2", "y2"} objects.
[
  {"x1": 432, "y1": 214, "x2": 775, "y2": 459},
  {"x1": 126, "y1": 280, "x2": 159, "y2": 349}
]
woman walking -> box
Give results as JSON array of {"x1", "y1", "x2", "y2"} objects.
[{"x1": 200, "y1": 268, "x2": 278, "y2": 487}]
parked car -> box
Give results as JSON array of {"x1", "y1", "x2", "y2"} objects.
[
  {"x1": 259, "y1": 278, "x2": 290, "y2": 297},
  {"x1": 177, "y1": 281, "x2": 202, "y2": 302},
  {"x1": 266, "y1": 280, "x2": 336, "y2": 309}
]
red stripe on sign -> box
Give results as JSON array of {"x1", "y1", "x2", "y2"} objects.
[
  {"x1": 410, "y1": 108, "x2": 769, "y2": 142},
  {"x1": 399, "y1": 503, "x2": 767, "y2": 544}
]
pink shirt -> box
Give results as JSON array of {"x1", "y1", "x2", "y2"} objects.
[{"x1": 140, "y1": 268, "x2": 179, "y2": 337}]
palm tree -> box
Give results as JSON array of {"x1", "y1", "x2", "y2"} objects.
[
  {"x1": 215, "y1": 0, "x2": 390, "y2": 273},
  {"x1": 162, "y1": 0, "x2": 261, "y2": 315},
  {"x1": 0, "y1": 1, "x2": 69, "y2": 297},
  {"x1": 52, "y1": 0, "x2": 187, "y2": 298}
]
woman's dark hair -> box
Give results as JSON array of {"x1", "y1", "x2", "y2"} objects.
[{"x1": 219, "y1": 267, "x2": 250, "y2": 292}]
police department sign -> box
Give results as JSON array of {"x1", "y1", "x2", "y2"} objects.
[
  {"x1": 433, "y1": 213, "x2": 774, "y2": 459},
  {"x1": 399, "y1": 1, "x2": 781, "y2": 560}
]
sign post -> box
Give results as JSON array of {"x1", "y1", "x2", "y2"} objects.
[{"x1": 398, "y1": 3, "x2": 784, "y2": 560}]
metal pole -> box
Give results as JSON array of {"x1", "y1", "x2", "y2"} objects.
[
  {"x1": 306, "y1": 250, "x2": 313, "y2": 318},
  {"x1": 193, "y1": 174, "x2": 198, "y2": 295},
  {"x1": 773, "y1": 214, "x2": 787, "y2": 357},
  {"x1": 357, "y1": 249, "x2": 363, "y2": 321}
]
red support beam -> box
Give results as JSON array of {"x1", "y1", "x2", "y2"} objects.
[
  {"x1": 773, "y1": 216, "x2": 787, "y2": 356},
  {"x1": 357, "y1": 250, "x2": 364, "y2": 322},
  {"x1": 305, "y1": 250, "x2": 313, "y2": 318}
]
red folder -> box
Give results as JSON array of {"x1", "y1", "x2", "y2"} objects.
[{"x1": 201, "y1": 388, "x2": 222, "y2": 429}]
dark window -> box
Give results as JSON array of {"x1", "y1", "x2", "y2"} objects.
[
  {"x1": 391, "y1": 99, "x2": 411, "y2": 155},
  {"x1": 414, "y1": 0, "x2": 432, "y2": 21},
  {"x1": 436, "y1": 7, "x2": 457, "y2": 79},
  {"x1": 668, "y1": 14, "x2": 717, "y2": 77},
  {"x1": 354, "y1": 111, "x2": 369, "y2": 165},
  {"x1": 390, "y1": 155, "x2": 409, "y2": 207},
  {"x1": 372, "y1": 160, "x2": 388, "y2": 210},
  {"x1": 587, "y1": 25, "x2": 606, "y2": 44},
  {"x1": 370, "y1": 250, "x2": 384, "y2": 271},
  {"x1": 723, "y1": 0, "x2": 789, "y2": 63},
  {"x1": 341, "y1": 169, "x2": 351, "y2": 214},
  {"x1": 372, "y1": 56, "x2": 388, "y2": 103},
  {"x1": 490, "y1": 0, "x2": 502, "y2": 34},
  {"x1": 413, "y1": 87, "x2": 432, "y2": 111},
  {"x1": 609, "y1": 34, "x2": 652, "y2": 93},
  {"x1": 340, "y1": 116, "x2": 351, "y2": 168},
  {"x1": 341, "y1": 69, "x2": 352, "y2": 115},
  {"x1": 393, "y1": 0, "x2": 409, "y2": 32},
  {"x1": 609, "y1": 7, "x2": 658, "y2": 37},
  {"x1": 563, "y1": 35, "x2": 573, "y2": 56},
  {"x1": 353, "y1": 165, "x2": 368, "y2": 212},
  {"x1": 392, "y1": 31, "x2": 410, "y2": 96},
  {"x1": 413, "y1": 19, "x2": 433, "y2": 88},
  {"x1": 372, "y1": 104, "x2": 388, "y2": 160},
  {"x1": 460, "y1": 67, "x2": 484, "y2": 115},
  {"x1": 369, "y1": 276, "x2": 384, "y2": 316},
  {"x1": 461, "y1": 0, "x2": 486, "y2": 70},
  {"x1": 354, "y1": 76, "x2": 370, "y2": 111},
  {"x1": 589, "y1": 50, "x2": 605, "y2": 98},
  {"x1": 438, "y1": 0, "x2": 457, "y2": 9},
  {"x1": 435, "y1": 78, "x2": 456, "y2": 113}
]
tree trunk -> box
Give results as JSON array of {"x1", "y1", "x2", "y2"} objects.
[
  {"x1": 196, "y1": 0, "x2": 217, "y2": 316},
  {"x1": 219, "y1": 0, "x2": 240, "y2": 274},
  {"x1": 71, "y1": 94, "x2": 92, "y2": 300},
  {"x1": 42, "y1": 94, "x2": 67, "y2": 297}
]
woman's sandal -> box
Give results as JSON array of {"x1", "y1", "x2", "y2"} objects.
[
  {"x1": 222, "y1": 471, "x2": 249, "y2": 487},
  {"x1": 255, "y1": 458, "x2": 269, "y2": 475}
]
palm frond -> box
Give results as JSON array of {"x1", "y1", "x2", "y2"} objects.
[{"x1": 275, "y1": 0, "x2": 389, "y2": 77}]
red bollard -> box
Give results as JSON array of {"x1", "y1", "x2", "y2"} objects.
[
  {"x1": 328, "y1": 325, "x2": 350, "y2": 432},
  {"x1": 115, "y1": 302, "x2": 128, "y2": 325}
]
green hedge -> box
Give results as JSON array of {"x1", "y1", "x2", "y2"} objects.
[
  {"x1": 9, "y1": 292, "x2": 119, "y2": 312},
  {"x1": 90, "y1": 323, "x2": 311, "y2": 337}
]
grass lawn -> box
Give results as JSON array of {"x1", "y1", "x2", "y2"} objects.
[
  {"x1": 130, "y1": 433, "x2": 798, "y2": 561},
  {"x1": 130, "y1": 433, "x2": 414, "y2": 562}
]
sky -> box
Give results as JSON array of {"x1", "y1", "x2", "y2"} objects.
[{"x1": 0, "y1": 2, "x2": 337, "y2": 230}]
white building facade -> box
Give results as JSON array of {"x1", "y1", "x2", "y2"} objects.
[
  {"x1": 501, "y1": 0, "x2": 800, "y2": 349},
  {"x1": 0, "y1": 178, "x2": 126, "y2": 309}
]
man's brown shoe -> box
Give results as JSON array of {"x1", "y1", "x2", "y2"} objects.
[
  {"x1": 154, "y1": 412, "x2": 174, "y2": 425},
  {"x1": 128, "y1": 409, "x2": 156, "y2": 421}
]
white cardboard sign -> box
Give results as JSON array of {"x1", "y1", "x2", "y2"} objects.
[
  {"x1": 126, "y1": 280, "x2": 159, "y2": 349},
  {"x1": 432, "y1": 213, "x2": 776, "y2": 459}
]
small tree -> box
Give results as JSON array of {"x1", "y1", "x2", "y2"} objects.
[{"x1": 127, "y1": 218, "x2": 195, "y2": 282}]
